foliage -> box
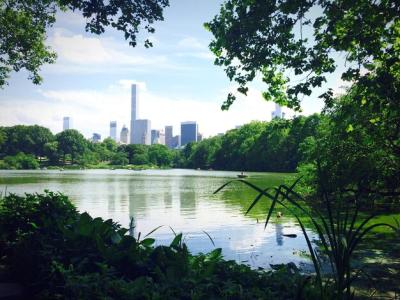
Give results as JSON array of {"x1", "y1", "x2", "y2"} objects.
[
  {"x1": 0, "y1": 192, "x2": 320, "y2": 299},
  {"x1": 0, "y1": 125, "x2": 54, "y2": 158},
  {"x1": 206, "y1": 0, "x2": 400, "y2": 111},
  {"x1": 0, "y1": 0, "x2": 169, "y2": 87},
  {"x1": 55, "y1": 129, "x2": 87, "y2": 164},
  {"x1": 2, "y1": 152, "x2": 39, "y2": 169},
  {"x1": 298, "y1": 89, "x2": 400, "y2": 206},
  {"x1": 215, "y1": 179, "x2": 399, "y2": 299},
  {"x1": 181, "y1": 115, "x2": 321, "y2": 172},
  {"x1": 148, "y1": 144, "x2": 173, "y2": 166},
  {"x1": 0, "y1": 125, "x2": 178, "y2": 169},
  {"x1": 110, "y1": 151, "x2": 129, "y2": 166}
]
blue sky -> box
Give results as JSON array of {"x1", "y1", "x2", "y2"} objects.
[{"x1": 0, "y1": 0, "x2": 345, "y2": 138}]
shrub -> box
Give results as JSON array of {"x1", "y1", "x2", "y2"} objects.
[{"x1": 2, "y1": 152, "x2": 39, "y2": 169}]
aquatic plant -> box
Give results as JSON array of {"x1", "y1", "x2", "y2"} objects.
[{"x1": 214, "y1": 179, "x2": 398, "y2": 299}]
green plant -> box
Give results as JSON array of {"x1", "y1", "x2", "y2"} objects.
[{"x1": 215, "y1": 179, "x2": 398, "y2": 299}]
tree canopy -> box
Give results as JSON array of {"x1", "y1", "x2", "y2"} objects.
[
  {"x1": 206, "y1": 0, "x2": 400, "y2": 111},
  {"x1": 0, "y1": 0, "x2": 169, "y2": 87}
]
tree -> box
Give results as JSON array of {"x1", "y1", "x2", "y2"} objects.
[
  {"x1": 56, "y1": 129, "x2": 87, "y2": 164},
  {"x1": 124, "y1": 144, "x2": 149, "y2": 165},
  {"x1": 0, "y1": 0, "x2": 169, "y2": 87},
  {"x1": 110, "y1": 151, "x2": 128, "y2": 166},
  {"x1": 299, "y1": 90, "x2": 400, "y2": 204},
  {"x1": 1, "y1": 125, "x2": 54, "y2": 158},
  {"x1": 0, "y1": 127, "x2": 6, "y2": 156},
  {"x1": 44, "y1": 141, "x2": 60, "y2": 165},
  {"x1": 148, "y1": 144, "x2": 173, "y2": 166},
  {"x1": 206, "y1": 0, "x2": 399, "y2": 111},
  {"x1": 102, "y1": 138, "x2": 118, "y2": 153}
]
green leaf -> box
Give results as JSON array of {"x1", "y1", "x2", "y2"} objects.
[
  {"x1": 345, "y1": 124, "x2": 354, "y2": 133},
  {"x1": 170, "y1": 233, "x2": 182, "y2": 248},
  {"x1": 140, "y1": 238, "x2": 155, "y2": 247},
  {"x1": 111, "y1": 232, "x2": 122, "y2": 244}
]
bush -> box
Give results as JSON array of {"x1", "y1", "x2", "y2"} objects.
[{"x1": 2, "y1": 152, "x2": 39, "y2": 169}]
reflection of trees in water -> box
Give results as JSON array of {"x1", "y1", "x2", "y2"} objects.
[
  {"x1": 275, "y1": 222, "x2": 283, "y2": 246},
  {"x1": 128, "y1": 178, "x2": 148, "y2": 218},
  {"x1": 179, "y1": 177, "x2": 197, "y2": 216},
  {"x1": 163, "y1": 192, "x2": 172, "y2": 209},
  {"x1": 179, "y1": 190, "x2": 196, "y2": 216},
  {"x1": 107, "y1": 177, "x2": 117, "y2": 213}
]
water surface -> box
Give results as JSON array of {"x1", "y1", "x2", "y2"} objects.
[{"x1": 0, "y1": 169, "x2": 315, "y2": 270}]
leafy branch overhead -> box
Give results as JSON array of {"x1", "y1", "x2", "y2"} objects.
[
  {"x1": 205, "y1": 0, "x2": 400, "y2": 111},
  {"x1": 0, "y1": 0, "x2": 169, "y2": 87}
]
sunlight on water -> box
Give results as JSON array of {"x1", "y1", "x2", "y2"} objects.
[{"x1": 0, "y1": 169, "x2": 316, "y2": 271}]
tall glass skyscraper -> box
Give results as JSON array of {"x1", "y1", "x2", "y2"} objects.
[
  {"x1": 133, "y1": 119, "x2": 151, "y2": 145},
  {"x1": 110, "y1": 121, "x2": 117, "y2": 141},
  {"x1": 180, "y1": 121, "x2": 198, "y2": 146},
  {"x1": 63, "y1": 117, "x2": 72, "y2": 131},
  {"x1": 165, "y1": 125, "x2": 173, "y2": 148}
]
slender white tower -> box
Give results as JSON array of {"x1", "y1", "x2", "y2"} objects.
[{"x1": 130, "y1": 84, "x2": 138, "y2": 144}]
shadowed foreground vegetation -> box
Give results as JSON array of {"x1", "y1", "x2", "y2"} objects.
[{"x1": 0, "y1": 192, "x2": 321, "y2": 299}]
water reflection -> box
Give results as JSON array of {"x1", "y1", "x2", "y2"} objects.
[
  {"x1": 275, "y1": 222, "x2": 283, "y2": 246},
  {"x1": 0, "y1": 169, "x2": 316, "y2": 270}
]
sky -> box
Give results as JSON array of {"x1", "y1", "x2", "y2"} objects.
[{"x1": 0, "y1": 0, "x2": 347, "y2": 139}]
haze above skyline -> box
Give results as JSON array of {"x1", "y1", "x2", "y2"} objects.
[{"x1": 0, "y1": 0, "x2": 342, "y2": 138}]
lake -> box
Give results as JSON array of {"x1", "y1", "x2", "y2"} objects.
[{"x1": 0, "y1": 169, "x2": 316, "y2": 270}]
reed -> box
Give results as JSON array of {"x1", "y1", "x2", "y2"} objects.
[{"x1": 214, "y1": 178, "x2": 398, "y2": 299}]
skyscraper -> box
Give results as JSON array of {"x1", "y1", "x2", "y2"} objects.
[
  {"x1": 63, "y1": 117, "x2": 71, "y2": 131},
  {"x1": 172, "y1": 135, "x2": 180, "y2": 148},
  {"x1": 151, "y1": 129, "x2": 165, "y2": 145},
  {"x1": 120, "y1": 125, "x2": 129, "y2": 144},
  {"x1": 91, "y1": 133, "x2": 101, "y2": 143},
  {"x1": 197, "y1": 132, "x2": 203, "y2": 142},
  {"x1": 181, "y1": 121, "x2": 198, "y2": 146},
  {"x1": 110, "y1": 121, "x2": 117, "y2": 141},
  {"x1": 151, "y1": 130, "x2": 158, "y2": 145},
  {"x1": 271, "y1": 103, "x2": 284, "y2": 119},
  {"x1": 165, "y1": 125, "x2": 173, "y2": 148},
  {"x1": 130, "y1": 84, "x2": 138, "y2": 144},
  {"x1": 133, "y1": 119, "x2": 151, "y2": 145}
]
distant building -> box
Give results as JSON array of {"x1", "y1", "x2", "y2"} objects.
[
  {"x1": 63, "y1": 117, "x2": 72, "y2": 131},
  {"x1": 165, "y1": 125, "x2": 173, "y2": 148},
  {"x1": 133, "y1": 119, "x2": 151, "y2": 145},
  {"x1": 91, "y1": 133, "x2": 101, "y2": 143},
  {"x1": 120, "y1": 125, "x2": 129, "y2": 144},
  {"x1": 172, "y1": 135, "x2": 180, "y2": 148},
  {"x1": 180, "y1": 121, "x2": 198, "y2": 146},
  {"x1": 130, "y1": 84, "x2": 139, "y2": 144},
  {"x1": 271, "y1": 103, "x2": 284, "y2": 119},
  {"x1": 197, "y1": 133, "x2": 203, "y2": 142},
  {"x1": 110, "y1": 121, "x2": 117, "y2": 141},
  {"x1": 151, "y1": 129, "x2": 165, "y2": 145}
]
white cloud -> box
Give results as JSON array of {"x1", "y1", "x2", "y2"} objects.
[
  {"x1": 177, "y1": 37, "x2": 206, "y2": 50},
  {"x1": 50, "y1": 29, "x2": 168, "y2": 66},
  {"x1": 175, "y1": 37, "x2": 214, "y2": 60}
]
